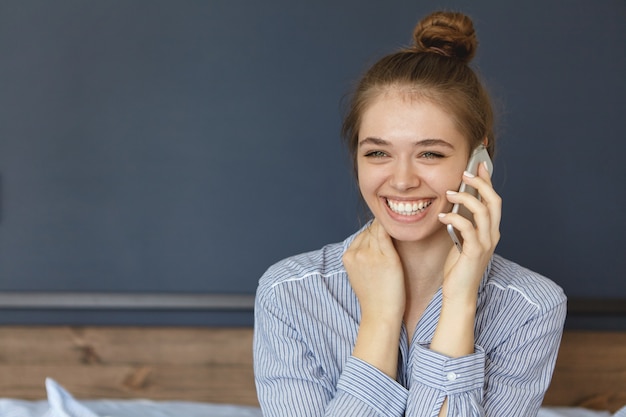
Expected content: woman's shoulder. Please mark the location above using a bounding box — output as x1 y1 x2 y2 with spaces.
484 254 567 312
258 240 347 290
258 226 367 290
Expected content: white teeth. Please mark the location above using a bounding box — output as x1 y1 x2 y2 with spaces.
387 199 432 216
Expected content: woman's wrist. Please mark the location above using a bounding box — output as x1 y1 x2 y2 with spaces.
353 315 402 379
430 296 478 358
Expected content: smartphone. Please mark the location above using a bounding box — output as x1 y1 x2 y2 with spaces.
447 144 494 252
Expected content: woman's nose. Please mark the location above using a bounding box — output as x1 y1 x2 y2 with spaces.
389 160 420 191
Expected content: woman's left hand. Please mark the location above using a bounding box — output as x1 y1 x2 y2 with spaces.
437 161 502 301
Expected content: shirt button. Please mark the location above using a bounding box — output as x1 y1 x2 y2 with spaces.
446 372 458 381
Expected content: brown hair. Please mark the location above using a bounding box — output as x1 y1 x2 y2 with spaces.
342 11 495 174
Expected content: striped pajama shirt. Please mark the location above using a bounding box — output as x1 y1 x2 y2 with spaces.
254 226 567 416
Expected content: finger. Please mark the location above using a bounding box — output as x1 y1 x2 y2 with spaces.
372 218 393 244
477 161 493 183
349 226 366 250
439 207 482 255
344 223 371 263
348 220 384 257
440 190 492 254
471 163 499 203
461 167 502 240
455 188 492 247
368 219 394 256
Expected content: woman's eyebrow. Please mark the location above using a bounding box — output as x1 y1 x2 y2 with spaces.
414 138 455 148
359 137 389 147
359 137 454 148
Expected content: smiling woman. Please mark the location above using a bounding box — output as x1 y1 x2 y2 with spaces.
356 96 470 245
253 10 566 417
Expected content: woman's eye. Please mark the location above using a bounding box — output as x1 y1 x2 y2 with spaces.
420 152 443 160
364 150 387 158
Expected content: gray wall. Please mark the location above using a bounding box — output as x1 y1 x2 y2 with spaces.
0 1 624 326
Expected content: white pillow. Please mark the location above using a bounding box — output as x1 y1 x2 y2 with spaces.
44 378 100 417
43 378 264 417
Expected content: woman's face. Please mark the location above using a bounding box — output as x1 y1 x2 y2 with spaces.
357 91 471 244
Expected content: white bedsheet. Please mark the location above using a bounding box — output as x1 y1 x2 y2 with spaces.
0 378 263 417
0 378 624 417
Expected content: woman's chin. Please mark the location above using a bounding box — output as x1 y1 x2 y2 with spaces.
379 219 448 245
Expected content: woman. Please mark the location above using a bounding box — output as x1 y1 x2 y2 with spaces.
254 10 566 417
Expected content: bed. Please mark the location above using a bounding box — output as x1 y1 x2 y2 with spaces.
0 326 624 416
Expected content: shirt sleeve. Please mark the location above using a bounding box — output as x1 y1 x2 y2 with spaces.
479 301 567 416
332 356 408 415
405 299 567 417
254 283 408 417
407 344 486 416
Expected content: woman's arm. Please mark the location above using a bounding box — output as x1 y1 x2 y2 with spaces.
434 163 501 353
431 163 502 416
343 220 406 379
404 298 566 417
419 163 565 416
254 273 409 417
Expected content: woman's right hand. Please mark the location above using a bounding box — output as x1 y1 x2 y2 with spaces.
342 219 406 322
342 219 405 378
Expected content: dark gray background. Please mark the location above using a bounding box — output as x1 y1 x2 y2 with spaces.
0 1 624 326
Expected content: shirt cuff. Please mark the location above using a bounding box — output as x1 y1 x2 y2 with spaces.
336 355 408 416
411 343 486 395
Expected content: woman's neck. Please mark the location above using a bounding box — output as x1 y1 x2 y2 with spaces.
394 228 454 303
394 228 455 336
394 229 452 280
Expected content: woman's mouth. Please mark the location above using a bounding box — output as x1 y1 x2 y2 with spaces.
386 198 433 216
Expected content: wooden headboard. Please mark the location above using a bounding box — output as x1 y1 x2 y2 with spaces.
543 331 626 413
0 326 625 412
0 326 258 406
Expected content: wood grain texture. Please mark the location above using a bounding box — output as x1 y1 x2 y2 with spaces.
0 326 258 405
1 327 625 412
543 331 626 413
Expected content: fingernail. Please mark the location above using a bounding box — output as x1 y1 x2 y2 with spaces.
438 213 446 218
463 170 475 178
446 190 457 195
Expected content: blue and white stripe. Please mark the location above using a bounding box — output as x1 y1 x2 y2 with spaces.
254 227 567 416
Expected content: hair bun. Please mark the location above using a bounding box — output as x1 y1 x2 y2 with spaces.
412 11 477 63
